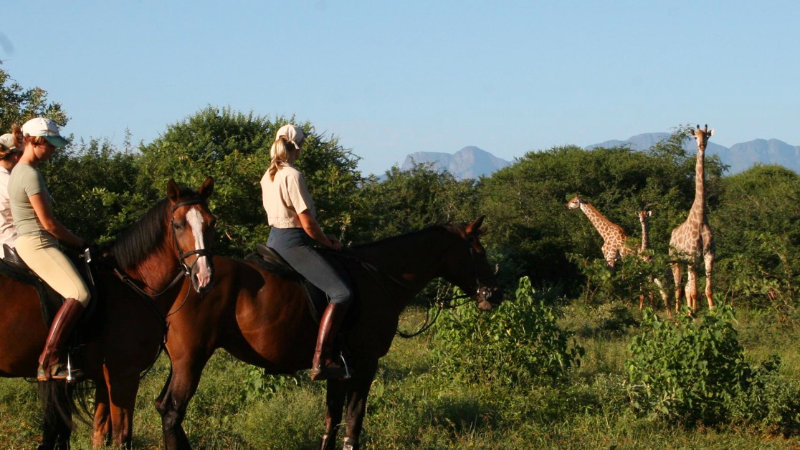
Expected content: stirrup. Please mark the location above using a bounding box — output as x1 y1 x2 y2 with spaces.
311 352 352 381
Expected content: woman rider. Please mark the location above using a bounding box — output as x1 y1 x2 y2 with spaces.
8 117 90 381
260 124 353 381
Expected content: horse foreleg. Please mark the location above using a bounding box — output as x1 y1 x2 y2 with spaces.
92 378 112 449
320 379 347 450
107 373 140 448
343 359 379 450
155 355 206 450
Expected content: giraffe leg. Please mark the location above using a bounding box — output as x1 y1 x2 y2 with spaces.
704 252 714 309
686 267 698 314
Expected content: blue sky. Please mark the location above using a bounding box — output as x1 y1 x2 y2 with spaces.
2 1 798 175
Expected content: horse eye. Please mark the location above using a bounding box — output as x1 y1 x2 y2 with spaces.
174 221 185 230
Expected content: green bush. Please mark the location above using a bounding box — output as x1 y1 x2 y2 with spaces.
433 276 584 386
729 355 800 436
625 305 749 425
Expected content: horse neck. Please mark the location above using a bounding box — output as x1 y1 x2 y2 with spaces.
355 228 452 301
128 239 182 295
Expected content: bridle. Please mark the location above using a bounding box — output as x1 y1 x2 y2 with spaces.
384 234 500 338
114 198 213 302
170 199 214 280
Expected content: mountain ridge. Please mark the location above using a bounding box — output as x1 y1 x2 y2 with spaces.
398 134 800 180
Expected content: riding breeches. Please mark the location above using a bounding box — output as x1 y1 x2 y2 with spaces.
267 227 353 305
15 233 90 305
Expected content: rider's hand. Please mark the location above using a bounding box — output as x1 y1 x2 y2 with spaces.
328 235 343 250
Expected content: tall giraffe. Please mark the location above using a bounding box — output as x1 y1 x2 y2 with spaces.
669 124 715 314
566 195 635 267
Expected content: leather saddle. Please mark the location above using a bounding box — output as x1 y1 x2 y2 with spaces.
247 244 357 325
0 243 98 327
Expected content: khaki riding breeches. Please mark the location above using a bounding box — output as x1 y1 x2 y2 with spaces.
15 233 90 305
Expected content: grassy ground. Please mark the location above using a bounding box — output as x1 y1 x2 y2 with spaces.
2 304 800 449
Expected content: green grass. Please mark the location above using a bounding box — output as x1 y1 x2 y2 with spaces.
2 304 800 449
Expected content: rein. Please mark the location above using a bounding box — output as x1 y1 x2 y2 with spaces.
340 235 491 339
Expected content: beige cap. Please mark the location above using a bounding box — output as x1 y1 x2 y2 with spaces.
275 124 305 149
0 133 18 152
21 117 69 147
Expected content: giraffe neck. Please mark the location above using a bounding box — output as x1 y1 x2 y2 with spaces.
640 219 649 252
689 146 706 225
579 202 616 241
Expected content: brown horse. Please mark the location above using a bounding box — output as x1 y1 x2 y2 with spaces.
155 216 503 449
0 177 215 449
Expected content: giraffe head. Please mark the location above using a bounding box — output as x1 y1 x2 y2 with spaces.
566 195 585 210
637 210 652 225
690 124 714 150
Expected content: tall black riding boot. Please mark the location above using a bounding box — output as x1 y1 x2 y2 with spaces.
37 298 84 382
310 303 350 381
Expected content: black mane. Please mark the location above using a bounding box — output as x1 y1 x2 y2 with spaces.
351 224 463 250
111 187 201 270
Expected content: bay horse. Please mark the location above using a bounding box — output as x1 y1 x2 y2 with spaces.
155 216 503 449
0 177 215 449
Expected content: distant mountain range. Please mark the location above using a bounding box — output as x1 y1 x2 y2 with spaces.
399 134 800 180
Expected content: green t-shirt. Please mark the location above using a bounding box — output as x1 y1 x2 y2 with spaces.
8 163 50 237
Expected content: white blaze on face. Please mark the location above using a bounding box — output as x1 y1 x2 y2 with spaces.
186 208 212 288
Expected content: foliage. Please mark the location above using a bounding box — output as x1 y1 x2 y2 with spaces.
714 165 800 310
625 306 750 425
41 138 145 244
0 63 68 131
433 276 584 386
350 162 479 243
728 355 800 436
571 250 670 311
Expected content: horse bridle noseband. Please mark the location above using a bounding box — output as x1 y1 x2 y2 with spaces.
170 199 214 277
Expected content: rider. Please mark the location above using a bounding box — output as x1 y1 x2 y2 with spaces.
0 128 22 259
8 117 90 381
261 124 353 381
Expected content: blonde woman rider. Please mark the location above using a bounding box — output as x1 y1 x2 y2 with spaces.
261 124 353 381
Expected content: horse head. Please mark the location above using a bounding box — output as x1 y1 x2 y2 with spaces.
166 177 216 295
443 216 503 310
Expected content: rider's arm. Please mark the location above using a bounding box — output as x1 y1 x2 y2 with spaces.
28 193 86 248
298 210 342 250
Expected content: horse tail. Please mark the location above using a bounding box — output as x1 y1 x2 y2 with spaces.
38 379 94 438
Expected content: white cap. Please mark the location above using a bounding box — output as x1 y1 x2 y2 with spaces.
0 133 18 152
275 124 305 149
21 117 69 147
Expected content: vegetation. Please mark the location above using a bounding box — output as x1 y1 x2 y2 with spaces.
3 65 800 448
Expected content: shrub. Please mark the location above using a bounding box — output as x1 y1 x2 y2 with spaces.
625 305 749 426
432 276 584 387
729 355 800 436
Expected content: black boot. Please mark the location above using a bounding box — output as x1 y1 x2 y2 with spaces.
310 303 350 381
37 298 84 382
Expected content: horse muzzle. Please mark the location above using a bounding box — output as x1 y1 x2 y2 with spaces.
190 255 215 295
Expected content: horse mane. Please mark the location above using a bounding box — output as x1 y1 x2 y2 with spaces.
111 187 200 270
352 223 465 250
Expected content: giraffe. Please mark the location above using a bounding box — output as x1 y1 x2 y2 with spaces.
637 209 670 313
566 195 635 267
669 124 715 314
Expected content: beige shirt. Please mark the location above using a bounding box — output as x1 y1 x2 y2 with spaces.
0 166 17 257
260 165 316 228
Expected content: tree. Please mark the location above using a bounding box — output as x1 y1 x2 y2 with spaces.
0 62 68 131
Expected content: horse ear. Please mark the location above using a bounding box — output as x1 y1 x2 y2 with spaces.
466 216 485 235
199 176 214 200
167 179 180 203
